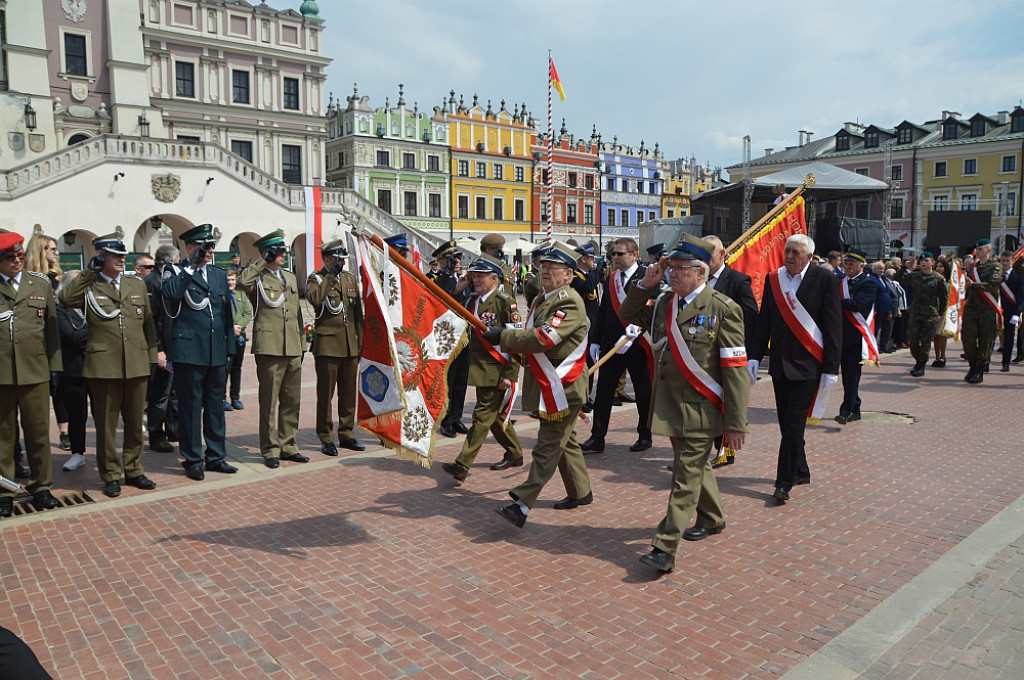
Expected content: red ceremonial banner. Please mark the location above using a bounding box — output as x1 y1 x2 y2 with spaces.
726 196 808 307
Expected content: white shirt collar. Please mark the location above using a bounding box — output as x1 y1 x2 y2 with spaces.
619 262 639 281
710 264 726 281
681 282 706 306
101 272 121 285
478 287 495 304
786 261 811 281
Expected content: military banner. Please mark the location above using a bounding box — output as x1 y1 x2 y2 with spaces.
355 235 405 425
726 195 808 307
941 258 965 341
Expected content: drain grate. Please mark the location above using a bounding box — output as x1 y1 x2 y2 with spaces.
859 411 915 425
11 491 96 517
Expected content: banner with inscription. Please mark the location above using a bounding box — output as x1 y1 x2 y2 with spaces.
726 196 808 307
355 235 469 467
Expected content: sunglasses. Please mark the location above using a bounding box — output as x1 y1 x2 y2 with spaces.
611 251 632 256
137 264 155 270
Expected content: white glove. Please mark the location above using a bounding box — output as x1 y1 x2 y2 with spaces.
1011 315 1020 326
747 359 759 386
624 324 642 339
589 343 600 363
823 373 839 387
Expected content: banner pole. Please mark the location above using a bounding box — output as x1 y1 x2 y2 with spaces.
726 184 807 256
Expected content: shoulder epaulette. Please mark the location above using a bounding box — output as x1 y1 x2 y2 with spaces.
26 271 48 280
558 289 569 299
496 291 511 301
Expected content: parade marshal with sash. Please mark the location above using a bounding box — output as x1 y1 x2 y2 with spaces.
619 234 750 574
483 242 592 529
750 234 841 503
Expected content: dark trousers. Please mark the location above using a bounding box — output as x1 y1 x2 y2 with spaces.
1001 322 1017 367
771 374 818 490
50 378 68 425
226 345 245 401
0 626 53 680
172 363 228 467
876 314 894 352
590 348 651 442
839 342 863 416
443 348 470 429
146 365 178 442
59 375 90 455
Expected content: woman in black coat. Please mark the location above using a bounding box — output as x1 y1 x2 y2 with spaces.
56 271 91 472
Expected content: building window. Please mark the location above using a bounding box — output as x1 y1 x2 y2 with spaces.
337 151 344 168
897 127 912 144
64 33 87 76
458 195 469 219
376 150 390 167
567 204 577 223
1013 114 1024 134
864 131 879 148
1005 192 1018 217
568 173 577 188
942 121 959 140
377 189 392 213
855 200 869 219
891 197 904 219
584 205 594 224
620 209 629 226
403 153 415 169
283 77 300 110
891 165 903 182
175 62 195 97
231 140 253 162
514 166 525 182
606 177 616 191
493 164 503 180
476 162 486 178
476 196 486 219
427 155 440 172
541 200 548 221
232 70 250 104
960 194 977 211
836 132 850 151
281 144 301 184
667 209 675 218
971 119 986 137
855 168 869 176
933 196 949 211
542 169 550 184
493 197 503 221
514 198 525 221
621 179 629 192
429 193 442 217
648 210 656 222
1002 155 1016 173
606 208 615 226
638 181 646 194
404 191 417 216
585 174 593 189
934 161 947 178
0 9 8 90
457 160 469 176
963 158 977 175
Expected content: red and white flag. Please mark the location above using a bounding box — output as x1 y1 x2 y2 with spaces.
304 186 323 273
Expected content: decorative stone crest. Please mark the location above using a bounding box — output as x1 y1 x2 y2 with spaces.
61 0 87 22
71 82 89 102
151 173 181 203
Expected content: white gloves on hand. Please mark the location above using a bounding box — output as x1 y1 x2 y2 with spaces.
1011 315 1020 326
823 373 839 387
616 325 641 354
589 343 600 363
747 359 759 386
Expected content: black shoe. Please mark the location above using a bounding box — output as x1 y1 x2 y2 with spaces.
1013 355 1024 364
932 358 946 367
125 474 157 490
490 456 524 471
32 490 59 510
553 491 593 510
794 475 811 486
440 461 469 481
452 422 470 435
983 362 990 373
611 397 623 406
264 457 280 469
280 453 310 463
231 399 245 410
321 442 339 456
184 464 205 481
773 487 790 502
528 411 539 419
494 503 527 528
846 413 861 422
910 363 925 377
621 394 636 403
1001 364 1010 372
438 426 457 439
339 439 365 452
0 497 12 517
580 438 605 453
968 366 984 384
639 548 675 573
683 522 726 542
629 438 653 452
103 480 122 498
223 400 234 411
834 413 849 425
149 440 175 453
581 401 594 414
59 432 71 451
205 461 238 474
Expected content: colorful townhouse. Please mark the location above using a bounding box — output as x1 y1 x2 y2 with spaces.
599 137 667 239
529 121 601 243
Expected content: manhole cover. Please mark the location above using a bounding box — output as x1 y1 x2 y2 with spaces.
859 411 915 424
11 491 96 517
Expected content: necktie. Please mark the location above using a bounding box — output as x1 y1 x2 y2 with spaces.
709 274 717 288
10 276 18 293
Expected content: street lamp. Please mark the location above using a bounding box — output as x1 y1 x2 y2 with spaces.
138 111 150 137
24 99 37 131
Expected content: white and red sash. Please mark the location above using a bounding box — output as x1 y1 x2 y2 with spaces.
666 296 725 411
1000 280 1017 309
970 266 1003 324
806 373 833 426
472 295 518 425
524 294 587 419
769 269 825 363
840 277 880 365
609 270 655 374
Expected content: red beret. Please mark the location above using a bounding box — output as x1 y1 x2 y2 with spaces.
0 232 25 255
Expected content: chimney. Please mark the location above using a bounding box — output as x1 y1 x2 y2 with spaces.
798 130 808 146
805 131 814 144
942 110 962 121
764 148 774 156
997 110 1010 125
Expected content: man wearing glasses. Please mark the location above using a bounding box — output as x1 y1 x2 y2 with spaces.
133 255 156 278
581 238 654 454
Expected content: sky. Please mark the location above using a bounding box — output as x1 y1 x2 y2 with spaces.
313 0 1024 179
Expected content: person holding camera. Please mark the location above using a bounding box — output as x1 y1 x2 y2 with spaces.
224 268 251 410
161 224 237 481
236 230 307 468
306 239 364 456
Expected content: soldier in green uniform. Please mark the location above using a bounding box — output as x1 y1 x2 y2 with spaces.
60 233 158 498
619 234 750 573
484 241 593 528
440 254 524 481
906 251 949 377
306 239 364 456
0 233 62 517
962 239 1004 384
236 230 308 467
479 233 516 296
522 248 544 307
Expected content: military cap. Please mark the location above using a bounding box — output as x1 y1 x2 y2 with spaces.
181 223 216 245
384 233 409 249
574 243 596 257
565 238 579 247
530 246 545 261
843 247 867 263
480 233 506 250
93 232 128 256
319 239 348 257
646 242 666 257
919 251 934 259
0 232 25 259
975 238 991 247
431 240 460 260
538 241 580 269
467 253 504 276
667 233 713 263
253 229 286 251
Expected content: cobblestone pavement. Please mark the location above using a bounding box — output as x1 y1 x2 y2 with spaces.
2 346 1022 679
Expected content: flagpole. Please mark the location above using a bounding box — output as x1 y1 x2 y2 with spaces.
547 50 554 243
725 183 807 256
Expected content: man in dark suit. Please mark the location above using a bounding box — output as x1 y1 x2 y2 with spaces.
836 248 877 424
161 224 237 480
572 243 601 412
581 237 653 454
750 234 842 503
